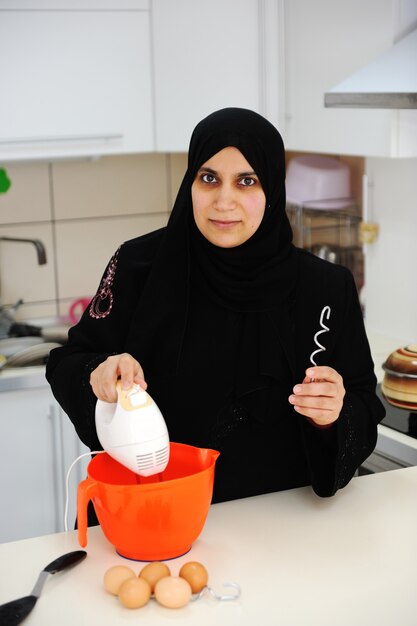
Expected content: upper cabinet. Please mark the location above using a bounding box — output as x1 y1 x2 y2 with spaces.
1 0 416 160
0 1 153 161
151 0 284 152
0 0 278 159
283 0 417 157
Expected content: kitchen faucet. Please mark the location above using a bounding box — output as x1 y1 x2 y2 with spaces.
0 236 47 265
0 237 47 338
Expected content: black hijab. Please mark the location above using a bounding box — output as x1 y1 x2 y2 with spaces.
187 108 296 311
126 108 297 378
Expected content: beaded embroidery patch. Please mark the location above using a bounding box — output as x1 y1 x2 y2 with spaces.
89 246 120 319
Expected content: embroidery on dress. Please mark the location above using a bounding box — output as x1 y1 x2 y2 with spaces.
89 246 121 319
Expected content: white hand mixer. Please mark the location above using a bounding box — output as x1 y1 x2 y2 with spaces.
95 381 170 476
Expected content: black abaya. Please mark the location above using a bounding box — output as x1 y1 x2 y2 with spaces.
46 108 385 504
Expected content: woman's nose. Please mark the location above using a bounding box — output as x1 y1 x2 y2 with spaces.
214 183 236 210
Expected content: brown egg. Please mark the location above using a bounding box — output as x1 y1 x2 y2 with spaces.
139 561 171 592
179 561 208 593
154 576 192 608
118 577 151 609
103 565 136 596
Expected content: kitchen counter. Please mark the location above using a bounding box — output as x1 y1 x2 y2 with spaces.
0 365 47 392
1 466 417 626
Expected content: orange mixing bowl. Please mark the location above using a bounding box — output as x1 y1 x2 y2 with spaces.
77 442 219 561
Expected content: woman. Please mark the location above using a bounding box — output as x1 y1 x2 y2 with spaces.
46 107 385 505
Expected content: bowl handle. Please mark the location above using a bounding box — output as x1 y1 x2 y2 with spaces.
77 477 98 547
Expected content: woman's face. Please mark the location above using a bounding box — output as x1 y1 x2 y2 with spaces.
191 147 266 248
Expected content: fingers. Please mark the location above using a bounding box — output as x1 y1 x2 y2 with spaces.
305 366 341 383
288 366 345 426
90 353 147 402
118 354 147 391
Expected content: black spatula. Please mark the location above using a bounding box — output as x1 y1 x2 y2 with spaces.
0 550 87 626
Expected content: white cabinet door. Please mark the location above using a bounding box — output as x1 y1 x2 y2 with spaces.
0 386 88 542
0 8 153 161
152 0 269 152
283 0 417 157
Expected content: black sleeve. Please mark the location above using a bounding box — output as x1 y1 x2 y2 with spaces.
45 243 150 450
301 268 385 497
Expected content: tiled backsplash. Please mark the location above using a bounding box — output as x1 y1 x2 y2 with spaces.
0 153 187 322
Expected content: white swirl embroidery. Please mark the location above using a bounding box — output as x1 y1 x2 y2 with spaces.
310 305 331 366
89 246 121 319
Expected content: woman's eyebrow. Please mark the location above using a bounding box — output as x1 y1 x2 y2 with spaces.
198 166 257 177
237 170 257 177
198 166 218 175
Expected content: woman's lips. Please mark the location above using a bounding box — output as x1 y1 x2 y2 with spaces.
209 219 241 229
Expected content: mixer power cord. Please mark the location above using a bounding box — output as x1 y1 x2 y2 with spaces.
64 450 105 532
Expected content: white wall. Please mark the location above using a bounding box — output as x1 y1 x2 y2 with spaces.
364 156 417 343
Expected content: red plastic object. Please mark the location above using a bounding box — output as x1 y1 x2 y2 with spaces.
77 442 220 561
69 298 91 324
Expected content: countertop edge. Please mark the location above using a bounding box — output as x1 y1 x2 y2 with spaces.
0 366 47 392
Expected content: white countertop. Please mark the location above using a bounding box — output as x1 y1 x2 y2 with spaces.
1 466 417 626
0 365 47 392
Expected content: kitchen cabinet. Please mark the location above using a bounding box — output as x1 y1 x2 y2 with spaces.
0 1 153 161
283 0 417 157
151 0 285 152
0 0 284 158
4 0 416 161
0 383 89 542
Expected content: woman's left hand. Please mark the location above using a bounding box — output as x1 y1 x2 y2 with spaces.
288 366 345 427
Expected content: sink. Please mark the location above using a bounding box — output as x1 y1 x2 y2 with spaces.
0 329 67 368
0 337 45 357
0 314 70 369
1 341 63 367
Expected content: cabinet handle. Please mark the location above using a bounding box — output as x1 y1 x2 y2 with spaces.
0 133 123 145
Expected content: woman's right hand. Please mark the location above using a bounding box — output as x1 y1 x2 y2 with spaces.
89 353 147 402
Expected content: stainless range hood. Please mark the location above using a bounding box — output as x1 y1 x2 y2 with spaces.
324 28 417 109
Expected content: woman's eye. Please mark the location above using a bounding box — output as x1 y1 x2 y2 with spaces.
202 173 217 184
240 177 256 187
